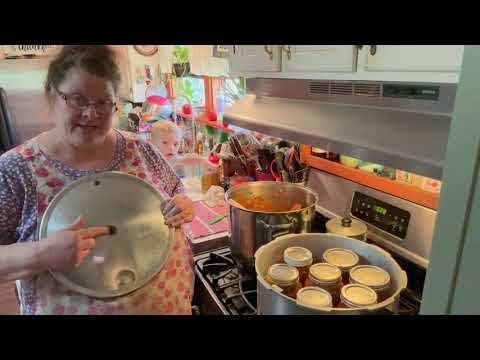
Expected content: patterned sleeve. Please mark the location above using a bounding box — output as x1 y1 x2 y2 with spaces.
137 139 185 198
0 151 25 245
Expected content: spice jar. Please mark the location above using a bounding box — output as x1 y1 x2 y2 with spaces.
322 248 359 284
283 247 313 285
297 287 333 309
349 265 392 303
266 263 300 299
338 284 378 309
305 263 343 306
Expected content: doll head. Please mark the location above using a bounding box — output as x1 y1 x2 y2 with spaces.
151 120 183 162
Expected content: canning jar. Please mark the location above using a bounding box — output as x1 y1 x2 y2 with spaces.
349 265 392 303
283 246 313 285
266 263 300 299
305 263 343 306
297 287 333 309
338 284 378 309
322 248 359 284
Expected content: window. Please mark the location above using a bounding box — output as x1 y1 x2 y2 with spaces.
175 76 205 108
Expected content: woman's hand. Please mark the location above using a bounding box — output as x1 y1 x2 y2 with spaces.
37 215 109 270
161 194 195 228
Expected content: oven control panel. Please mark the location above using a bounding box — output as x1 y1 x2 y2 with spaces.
351 191 411 239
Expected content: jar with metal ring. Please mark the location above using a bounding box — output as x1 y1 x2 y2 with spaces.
297 286 333 309
265 263 300 299
338 284 378 308
322 247 360 284
305 263 343 306
283 246 313 285
349 265 392 302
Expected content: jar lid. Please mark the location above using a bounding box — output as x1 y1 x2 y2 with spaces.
297 287 333 309
283 247 313 267
340 284 378 308
349 265 391 289
326 217 367 238
322 248 359 270
309 263 342 284
267 264 299 287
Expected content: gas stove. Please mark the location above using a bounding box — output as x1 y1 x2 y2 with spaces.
193 211 422 315
193 247 257 315
192 168 430 315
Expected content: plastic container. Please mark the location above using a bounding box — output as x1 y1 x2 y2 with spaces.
266 263 300 299
283 247 313 284
305 263 343 306
349 265 392 303
296 287 333 309
322 248 359 284
338 284 378 308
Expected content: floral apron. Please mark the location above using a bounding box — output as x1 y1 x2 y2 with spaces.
19 134 195 315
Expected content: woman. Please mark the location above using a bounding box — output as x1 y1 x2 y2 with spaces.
0 45 195 315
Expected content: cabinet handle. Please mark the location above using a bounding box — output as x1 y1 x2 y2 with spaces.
264 45 274 60
355 45 364 50
370 45 377 56
282 45 292 60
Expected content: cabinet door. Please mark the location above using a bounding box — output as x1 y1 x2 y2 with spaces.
365 45 464 73
228 45 281 73
281 45 357 73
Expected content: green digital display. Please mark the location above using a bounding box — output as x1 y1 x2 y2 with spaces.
374 206 387 215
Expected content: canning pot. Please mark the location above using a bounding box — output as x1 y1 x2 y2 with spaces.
38 171 174 298
225 181 318 272
254 233 408 315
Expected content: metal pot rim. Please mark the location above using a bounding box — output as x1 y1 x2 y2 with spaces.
225 181 318 214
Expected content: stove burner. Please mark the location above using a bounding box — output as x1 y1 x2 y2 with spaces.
196 249 257 315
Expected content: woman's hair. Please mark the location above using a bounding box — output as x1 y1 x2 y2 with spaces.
44 45 121 102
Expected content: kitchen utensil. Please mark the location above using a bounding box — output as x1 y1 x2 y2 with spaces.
326 216 368 241
38 171 174 298
255 233 408 315
208 213 229 225
225 181 318 272
269 160 282 182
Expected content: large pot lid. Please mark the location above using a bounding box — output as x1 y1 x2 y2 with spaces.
38 171 173 299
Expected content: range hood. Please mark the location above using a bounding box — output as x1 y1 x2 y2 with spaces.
224 78 457 180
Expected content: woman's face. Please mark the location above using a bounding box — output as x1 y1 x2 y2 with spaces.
52 68 116 147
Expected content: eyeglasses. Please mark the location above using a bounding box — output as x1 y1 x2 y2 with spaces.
55 88 117 115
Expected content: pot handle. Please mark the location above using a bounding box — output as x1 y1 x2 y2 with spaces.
257 219 294 244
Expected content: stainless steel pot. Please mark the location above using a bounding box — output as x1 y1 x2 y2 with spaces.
254 233 408 315
225 181 318 272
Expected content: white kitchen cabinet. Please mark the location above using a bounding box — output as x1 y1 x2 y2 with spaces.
228 45 281 73
281 45 357 73
364 45 464 73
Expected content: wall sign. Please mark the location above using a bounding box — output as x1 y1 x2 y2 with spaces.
2 45 60 58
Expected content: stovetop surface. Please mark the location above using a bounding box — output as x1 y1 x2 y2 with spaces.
193 211 423 315
195 247 257 315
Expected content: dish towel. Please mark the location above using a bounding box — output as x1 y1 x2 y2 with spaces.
183 200 230 239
